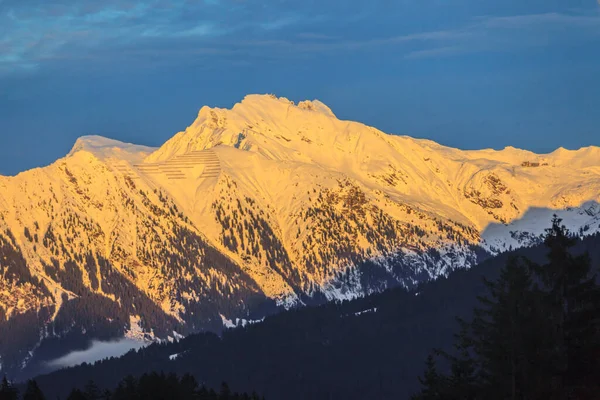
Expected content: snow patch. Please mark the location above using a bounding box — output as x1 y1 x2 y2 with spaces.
125 315 156 342
220 314 265 329
220 314 237 329
354 307 377 316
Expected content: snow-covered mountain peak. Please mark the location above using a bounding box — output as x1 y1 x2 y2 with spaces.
145 94 343 163
68 135 157 163
2 94 600 377
141 95 600 230
297 99 336 117
148 94 600 171
235 94 336 117
234 94 336 117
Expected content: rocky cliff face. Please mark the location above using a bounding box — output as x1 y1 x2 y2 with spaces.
1 94 599 377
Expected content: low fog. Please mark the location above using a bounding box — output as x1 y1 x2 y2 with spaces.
46 338 147 370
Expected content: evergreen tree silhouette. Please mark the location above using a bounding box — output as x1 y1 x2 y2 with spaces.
411 354 445 400
0 376 18 400
180 374 199 400
112 375 138 400
65 389 87 400
100 389 112 400
83 380 102 400
438 322 479 399
22 380 45 400
528 216 600 399
470 257 547 399
219 382 231 400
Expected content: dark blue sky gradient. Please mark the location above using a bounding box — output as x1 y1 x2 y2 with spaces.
1 0 599 175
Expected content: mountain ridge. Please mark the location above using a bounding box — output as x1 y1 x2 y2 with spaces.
1 93 599 377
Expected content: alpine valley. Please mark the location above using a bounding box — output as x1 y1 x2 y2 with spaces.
1 94 600 378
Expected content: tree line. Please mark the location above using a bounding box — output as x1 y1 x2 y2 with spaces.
1 373 264 400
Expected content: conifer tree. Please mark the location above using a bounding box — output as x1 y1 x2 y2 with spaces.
528 216 600 399
207 388 218 400
22 380 45 400
440 322 479 400
220 382 231 400
65 389 87 400
0 376 18 400
197 386 210 400
112 376 138 400
250 392 261 400
470 257 548 399
83 380 102 400
100 389 112 400
180 374 199 400
411 354 445 400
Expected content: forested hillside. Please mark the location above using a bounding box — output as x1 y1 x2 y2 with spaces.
29 229 600 400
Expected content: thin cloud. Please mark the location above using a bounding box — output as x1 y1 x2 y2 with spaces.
405 46 468 60
260 16 302 31
479 12 600 29
402 11 600 60
296 32 338 40
1 1 600 74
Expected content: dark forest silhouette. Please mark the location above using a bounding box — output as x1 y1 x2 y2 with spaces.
413 217 600 399
1 373 263 400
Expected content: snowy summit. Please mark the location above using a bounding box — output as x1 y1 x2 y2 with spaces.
0 94 599 376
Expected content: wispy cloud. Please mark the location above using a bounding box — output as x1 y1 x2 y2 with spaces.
478 12 600 29
405 46 468 60
220 11 600 59
296 32 338 40
401 12 600 59
1 1 600 74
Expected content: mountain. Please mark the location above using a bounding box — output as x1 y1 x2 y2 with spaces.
1 94 599 377
29 233 600 400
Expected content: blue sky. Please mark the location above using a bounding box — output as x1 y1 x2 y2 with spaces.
1 0 599 175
